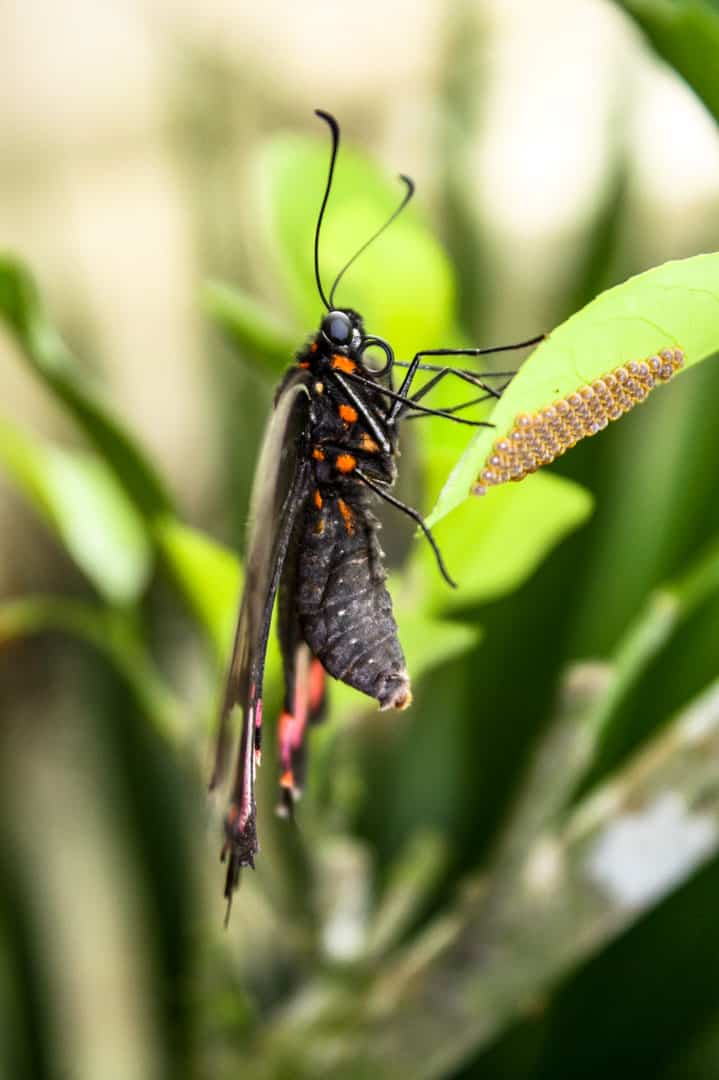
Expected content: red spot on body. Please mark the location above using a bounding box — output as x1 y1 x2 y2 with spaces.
314 489 323 509
309 658 325 713
278 693 308 773
313 447 325 461
278 710 295 769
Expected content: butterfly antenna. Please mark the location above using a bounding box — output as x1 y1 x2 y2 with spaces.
314 109 341 310
329 174 415 308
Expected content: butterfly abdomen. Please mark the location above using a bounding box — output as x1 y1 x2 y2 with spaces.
296 486 411 711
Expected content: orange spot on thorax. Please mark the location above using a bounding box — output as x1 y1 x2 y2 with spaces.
299 342 318 367
337 497 355 535
339 403 358 423
331 354 357 374
336 453 356 474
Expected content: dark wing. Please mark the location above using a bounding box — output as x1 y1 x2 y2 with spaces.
210 370 311 906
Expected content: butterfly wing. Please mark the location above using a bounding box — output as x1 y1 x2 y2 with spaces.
210 370 311 903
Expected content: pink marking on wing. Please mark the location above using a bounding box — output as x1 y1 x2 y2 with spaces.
278 704 310 778
293 677 308 731
309 658 325 713
278 711 296 771
247 704 258 786
255 699 263 728
238 800 250 829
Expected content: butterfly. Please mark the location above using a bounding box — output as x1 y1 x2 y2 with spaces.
210 110 542 916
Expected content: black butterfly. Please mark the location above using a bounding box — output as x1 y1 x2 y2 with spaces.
210 110 542 914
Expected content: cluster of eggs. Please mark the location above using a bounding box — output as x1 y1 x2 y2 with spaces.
472 347 685 497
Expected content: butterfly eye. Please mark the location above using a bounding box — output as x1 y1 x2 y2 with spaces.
321 310 353 345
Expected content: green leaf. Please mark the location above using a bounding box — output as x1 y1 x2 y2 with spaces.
428 253 719 526
153 517 242 660
418 471 594 611
575 534 719 769
396 611 481 679
254 130 456 356
0 597 183 739
0 417 152 604
202 280 297 376
0 258 241 645
0 256 173 519
617 0 719 124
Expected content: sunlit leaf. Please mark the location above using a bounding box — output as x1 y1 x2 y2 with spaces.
617 0 719 124
418 471 594 612
0 256 173 519
0 417 152 604
429 253 719 525
254 129 456 357
154 517 242 661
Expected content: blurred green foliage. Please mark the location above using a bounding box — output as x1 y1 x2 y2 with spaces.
3 4 719 1077
618 0 719 123
0 257 174 520
0 416 151 604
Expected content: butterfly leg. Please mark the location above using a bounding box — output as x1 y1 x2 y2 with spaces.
388 335 545 422
355 468 456 588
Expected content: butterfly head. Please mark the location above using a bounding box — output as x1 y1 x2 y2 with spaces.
319 308 364 354
306 308 393 379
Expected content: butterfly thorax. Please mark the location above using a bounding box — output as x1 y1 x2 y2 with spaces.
294 309 398 490
269 311 410 711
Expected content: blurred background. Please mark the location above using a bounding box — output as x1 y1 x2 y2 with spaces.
3 1 719 1077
